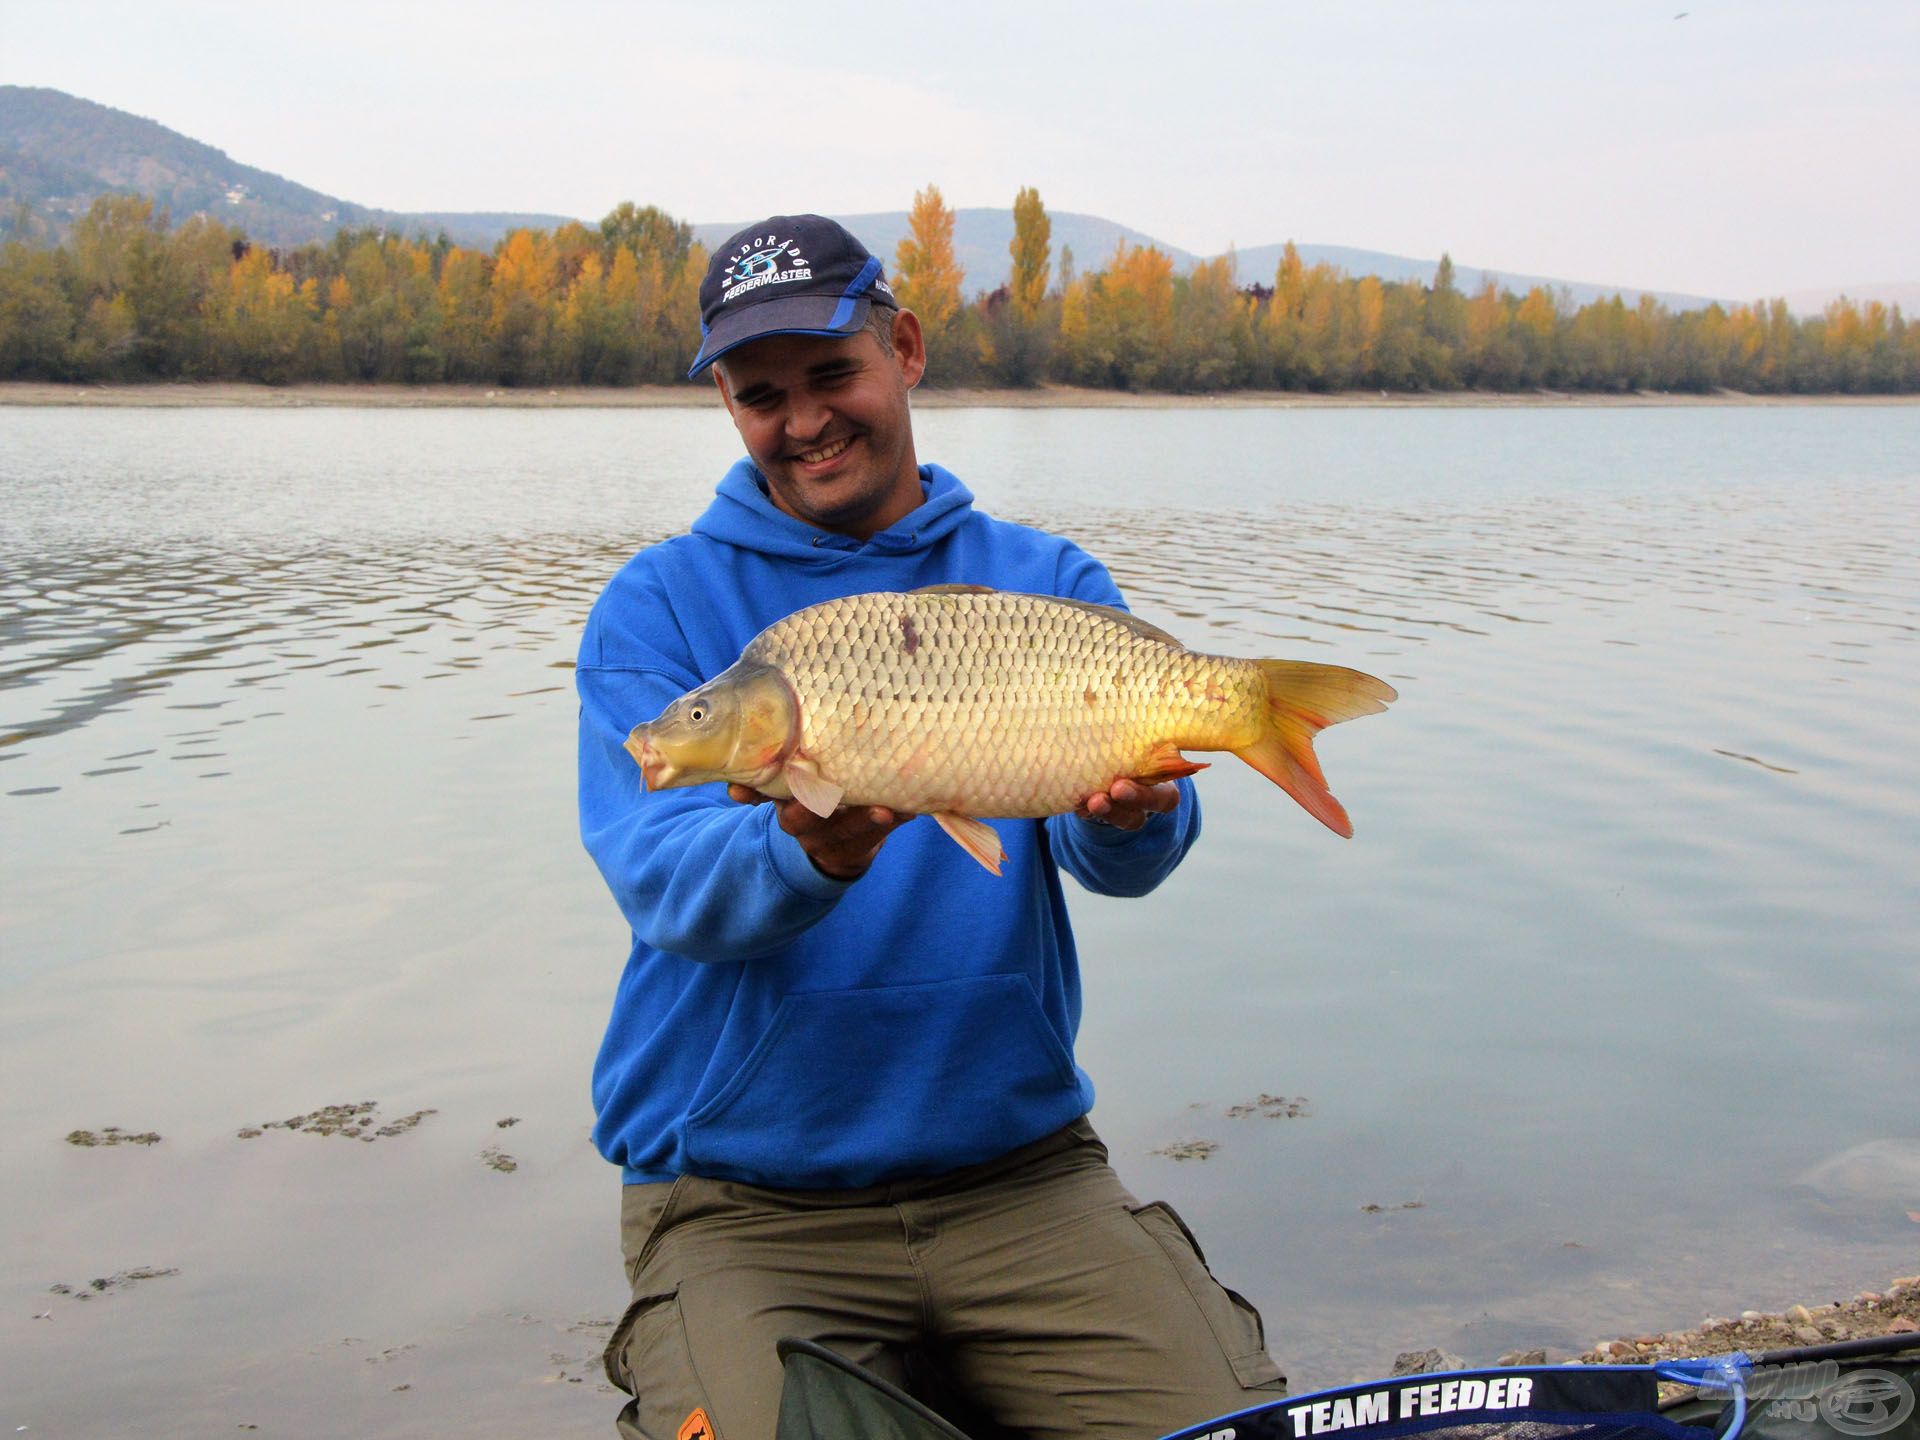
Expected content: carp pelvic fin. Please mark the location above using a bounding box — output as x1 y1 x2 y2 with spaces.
782 757 844 819
933 813 1006 876
1234 660 1396 838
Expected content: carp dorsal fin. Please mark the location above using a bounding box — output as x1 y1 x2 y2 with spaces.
909 583 997 596
782 756 844 819
1043 595 1187 649
933 812 1006 876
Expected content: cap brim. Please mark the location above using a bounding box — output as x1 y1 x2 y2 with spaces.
687 293 874 378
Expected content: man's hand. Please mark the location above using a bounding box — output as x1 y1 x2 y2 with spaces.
1075 778 1181 832
728 784 913 881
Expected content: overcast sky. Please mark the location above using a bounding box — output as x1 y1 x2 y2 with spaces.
6 0 1916 299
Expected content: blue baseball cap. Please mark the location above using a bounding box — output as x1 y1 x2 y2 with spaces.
688 213 897 378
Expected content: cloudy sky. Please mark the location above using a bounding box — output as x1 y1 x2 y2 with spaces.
6 0 1915 299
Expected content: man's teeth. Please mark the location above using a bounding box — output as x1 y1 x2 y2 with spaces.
797 437 852 464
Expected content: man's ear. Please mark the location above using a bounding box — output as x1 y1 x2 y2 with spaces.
890 309 927 388
711 363 736 415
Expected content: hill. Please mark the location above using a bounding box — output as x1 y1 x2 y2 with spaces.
1229 242 1726 315
6 84 1912 317
0 86 572 250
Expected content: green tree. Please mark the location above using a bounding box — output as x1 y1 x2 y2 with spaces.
1423 253 1465 386
600 203 692 269
0 240 74 378
1168 254 1248 391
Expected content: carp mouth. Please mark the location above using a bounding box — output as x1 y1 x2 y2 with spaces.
624 730 676 791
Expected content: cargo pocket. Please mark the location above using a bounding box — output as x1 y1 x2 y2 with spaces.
620 1178 689 1287
1130 1201 1286 1391
603 1286 692 1398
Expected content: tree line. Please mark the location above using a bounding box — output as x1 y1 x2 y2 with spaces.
2 188 1914 394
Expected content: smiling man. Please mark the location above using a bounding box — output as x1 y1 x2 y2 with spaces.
576 214 1284 1440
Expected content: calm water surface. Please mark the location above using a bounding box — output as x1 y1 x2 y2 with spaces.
3 403 1917 1437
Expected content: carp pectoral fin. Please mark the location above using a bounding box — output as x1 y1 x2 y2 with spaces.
782 758 844 819
933 813 1005 876
1132 742 1210 785
1235 660 1397 839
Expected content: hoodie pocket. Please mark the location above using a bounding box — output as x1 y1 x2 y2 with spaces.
683 974 1083 1187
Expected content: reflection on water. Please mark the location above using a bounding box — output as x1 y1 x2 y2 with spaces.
2 405 1918 1433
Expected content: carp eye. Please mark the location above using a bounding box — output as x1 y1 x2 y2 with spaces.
689 705 707 722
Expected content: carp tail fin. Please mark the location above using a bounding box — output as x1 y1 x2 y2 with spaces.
1233 660 1396 838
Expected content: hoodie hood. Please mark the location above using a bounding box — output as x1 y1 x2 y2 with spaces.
689 459 977 560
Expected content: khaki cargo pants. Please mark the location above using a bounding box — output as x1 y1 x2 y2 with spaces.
605 1119 1284 1440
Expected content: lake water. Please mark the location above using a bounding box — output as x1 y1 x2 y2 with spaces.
3 402 1917 1437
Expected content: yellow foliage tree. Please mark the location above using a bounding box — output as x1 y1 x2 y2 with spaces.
219 245 313 382
1009 186 1050 323
1080 240 1175 389
894 184 963 338
437 247 491 381
490 228 558 383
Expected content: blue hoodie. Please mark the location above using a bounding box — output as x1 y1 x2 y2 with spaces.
576 460 1200 1188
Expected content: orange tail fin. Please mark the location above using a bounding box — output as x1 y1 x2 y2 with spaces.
1233 660 1396 838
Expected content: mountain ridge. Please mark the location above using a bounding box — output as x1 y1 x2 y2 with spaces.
4 84 1909 317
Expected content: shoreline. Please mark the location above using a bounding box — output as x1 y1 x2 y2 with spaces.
1570 1273 1920 1368
3 380 1918 410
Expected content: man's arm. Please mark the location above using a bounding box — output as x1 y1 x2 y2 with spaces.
1043 546 1203 897
578 661 861 961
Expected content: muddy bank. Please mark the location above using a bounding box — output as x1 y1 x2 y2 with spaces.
4 380 1917 410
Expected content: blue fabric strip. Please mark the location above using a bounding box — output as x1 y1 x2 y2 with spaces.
826 257 882 330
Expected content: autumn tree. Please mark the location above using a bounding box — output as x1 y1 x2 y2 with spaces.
489 228 558 383
1259 242 1308 386
216 244 314 382
1168 254 1249 390
14 187 1916 396
1512 286 1560 387
436 246 492 381
1075 240 1175 389
65 196 178 374
1009 187 1050 323
985 186 1054 386
894 184 964 379
1423 253 1465 386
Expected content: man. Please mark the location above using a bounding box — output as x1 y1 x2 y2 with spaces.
577 214 1283 1440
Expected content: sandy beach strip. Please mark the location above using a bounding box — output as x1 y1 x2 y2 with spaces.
3 381 1916 410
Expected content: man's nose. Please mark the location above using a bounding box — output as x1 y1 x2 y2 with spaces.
784 390 830 441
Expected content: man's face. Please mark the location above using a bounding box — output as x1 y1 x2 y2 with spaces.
714 309 927 541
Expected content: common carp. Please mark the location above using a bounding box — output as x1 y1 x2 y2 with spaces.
625 586 1395 874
